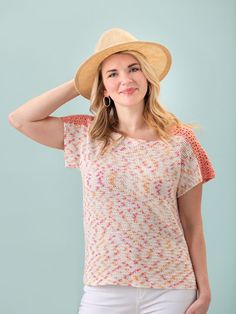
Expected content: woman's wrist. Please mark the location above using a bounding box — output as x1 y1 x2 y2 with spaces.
72 79 80 96
198 289 211 301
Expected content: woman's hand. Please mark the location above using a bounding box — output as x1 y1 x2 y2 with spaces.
185 294 211 314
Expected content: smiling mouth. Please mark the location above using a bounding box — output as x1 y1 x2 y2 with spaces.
121 88 137 95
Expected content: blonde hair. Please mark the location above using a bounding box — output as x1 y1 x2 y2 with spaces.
87 50 200 155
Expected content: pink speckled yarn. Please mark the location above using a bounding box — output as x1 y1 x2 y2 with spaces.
61 114 215 289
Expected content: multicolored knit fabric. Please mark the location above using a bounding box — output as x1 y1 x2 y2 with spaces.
61 114 215 289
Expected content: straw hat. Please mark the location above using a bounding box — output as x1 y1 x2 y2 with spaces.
74 28 172 99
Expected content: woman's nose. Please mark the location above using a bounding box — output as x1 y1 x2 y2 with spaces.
120 71 133 84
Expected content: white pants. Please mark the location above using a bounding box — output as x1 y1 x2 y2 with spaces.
78 284 197 314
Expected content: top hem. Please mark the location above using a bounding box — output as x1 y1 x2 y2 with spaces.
83 280 198 290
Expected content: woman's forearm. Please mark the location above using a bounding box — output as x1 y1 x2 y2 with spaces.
184 225 211 299
8 79 80 127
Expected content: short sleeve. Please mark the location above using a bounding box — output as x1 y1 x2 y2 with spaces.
60 114 93 168
176 127 216 198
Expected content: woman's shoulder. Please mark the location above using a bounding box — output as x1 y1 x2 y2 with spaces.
169 124 204 152
171 124 196 141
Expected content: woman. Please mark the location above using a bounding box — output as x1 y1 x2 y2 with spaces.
8 28 215 314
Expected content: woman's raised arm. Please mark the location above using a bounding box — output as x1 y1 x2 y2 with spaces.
8 79 80 150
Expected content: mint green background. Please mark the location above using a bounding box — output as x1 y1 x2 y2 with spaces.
1 0 235 313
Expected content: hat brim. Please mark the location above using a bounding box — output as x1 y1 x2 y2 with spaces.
74 41 172 99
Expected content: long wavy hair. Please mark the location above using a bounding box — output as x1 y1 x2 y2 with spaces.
86 50 200 155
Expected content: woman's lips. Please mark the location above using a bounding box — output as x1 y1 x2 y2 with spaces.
121 88 137 95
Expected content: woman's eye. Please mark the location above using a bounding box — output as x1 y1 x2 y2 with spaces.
108 72 117 78
131 67 140 72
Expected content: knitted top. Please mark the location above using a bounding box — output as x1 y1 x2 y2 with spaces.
61 114 216 289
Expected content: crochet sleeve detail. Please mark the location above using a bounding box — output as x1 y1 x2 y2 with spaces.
60 114 93 168
61 114 93 126
176 126 216 198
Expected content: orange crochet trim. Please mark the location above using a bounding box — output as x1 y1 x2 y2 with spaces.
61 114 93 126
175 126 216 183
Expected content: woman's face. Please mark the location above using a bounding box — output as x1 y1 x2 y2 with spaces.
101 53 148 108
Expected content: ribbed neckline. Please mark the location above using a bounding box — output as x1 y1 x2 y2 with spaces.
124 135 162 144
110 126 180 145
111 132 163 144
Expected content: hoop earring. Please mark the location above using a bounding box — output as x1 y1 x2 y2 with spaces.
103 96 111 107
